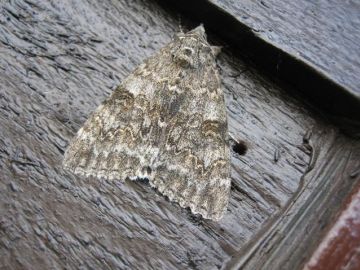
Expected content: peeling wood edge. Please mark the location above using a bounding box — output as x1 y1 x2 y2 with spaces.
303 181 360 270
154 0 360 121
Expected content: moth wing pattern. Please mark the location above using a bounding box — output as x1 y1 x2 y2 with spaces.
63 74 160 181
63 25 231 221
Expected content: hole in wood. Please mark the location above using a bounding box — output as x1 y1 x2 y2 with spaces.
233 141 247 155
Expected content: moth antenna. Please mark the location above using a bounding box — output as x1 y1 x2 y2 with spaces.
228 133 239 144
177 14 184 33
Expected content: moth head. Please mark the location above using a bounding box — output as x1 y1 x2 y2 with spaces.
172 25 220 69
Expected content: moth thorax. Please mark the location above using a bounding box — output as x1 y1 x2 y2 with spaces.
173 46 195 68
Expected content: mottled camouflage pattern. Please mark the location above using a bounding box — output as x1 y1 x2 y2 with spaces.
63 25 230 221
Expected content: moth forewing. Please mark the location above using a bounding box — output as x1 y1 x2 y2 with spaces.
63 25 231 221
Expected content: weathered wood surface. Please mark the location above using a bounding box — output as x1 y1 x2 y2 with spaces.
157 0 360 120
0 0 359 269
210 0 360 97
304 182 360 270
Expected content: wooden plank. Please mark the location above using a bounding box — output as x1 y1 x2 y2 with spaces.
155 0 360 120
304 182 360 270
225 134 360 269
0 0 359 269
210 0 360 97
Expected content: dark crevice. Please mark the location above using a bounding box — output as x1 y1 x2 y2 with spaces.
232 141 247 155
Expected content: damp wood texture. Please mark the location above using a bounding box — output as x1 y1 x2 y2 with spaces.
0 0 359 270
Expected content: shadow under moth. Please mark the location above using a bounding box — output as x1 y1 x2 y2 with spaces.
63 25 231 221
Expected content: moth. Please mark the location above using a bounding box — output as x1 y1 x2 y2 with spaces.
63 25 231 221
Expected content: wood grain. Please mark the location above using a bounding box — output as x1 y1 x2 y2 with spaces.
304 183 360 270
210 0 360 97
0 0 359 269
